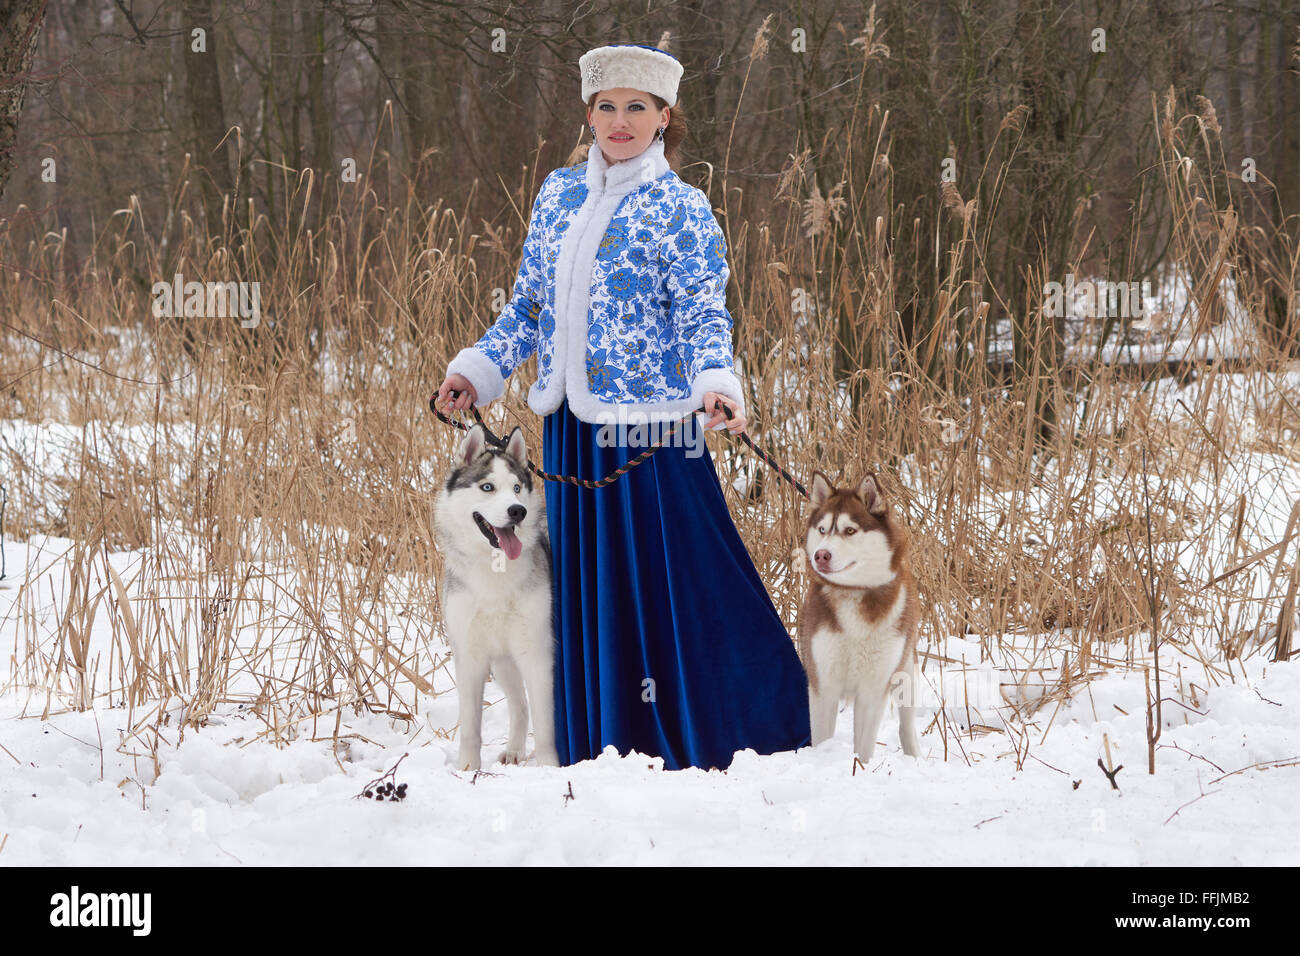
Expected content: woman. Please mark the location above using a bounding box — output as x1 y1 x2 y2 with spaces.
435 43 810 771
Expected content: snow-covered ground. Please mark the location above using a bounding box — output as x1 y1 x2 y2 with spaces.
3 289 1299 864
0 641 1295 865
1 518 1297 864
988 264 1262 365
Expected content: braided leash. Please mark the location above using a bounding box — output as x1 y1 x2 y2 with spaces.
732 421 809 500
429 389 808 499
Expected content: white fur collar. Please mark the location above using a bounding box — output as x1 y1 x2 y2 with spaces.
584 137 669 195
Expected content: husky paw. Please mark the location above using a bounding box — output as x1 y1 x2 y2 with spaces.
534 747 560 767
458 752 481 772
497 748 525 765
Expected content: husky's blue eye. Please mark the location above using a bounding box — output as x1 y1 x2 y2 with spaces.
514 484 521 493
480 482 494 492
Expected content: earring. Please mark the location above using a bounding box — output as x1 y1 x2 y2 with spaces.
656 126 666 142
590 124 597 137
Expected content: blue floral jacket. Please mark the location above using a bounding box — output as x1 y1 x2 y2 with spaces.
447 137 745 424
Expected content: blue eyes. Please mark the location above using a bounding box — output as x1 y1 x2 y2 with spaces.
480 482 494 492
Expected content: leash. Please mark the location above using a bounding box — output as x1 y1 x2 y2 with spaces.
428 389 809 499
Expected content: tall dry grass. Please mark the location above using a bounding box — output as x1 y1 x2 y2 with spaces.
1 48 1297 772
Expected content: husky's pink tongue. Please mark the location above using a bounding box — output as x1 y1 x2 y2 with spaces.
495 525 523 560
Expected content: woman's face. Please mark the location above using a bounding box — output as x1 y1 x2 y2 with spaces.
587 88 670 163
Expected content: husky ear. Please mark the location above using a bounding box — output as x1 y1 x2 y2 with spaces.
458 424 486 465
809 471 833 508
858 474 887 516
504 426 527 467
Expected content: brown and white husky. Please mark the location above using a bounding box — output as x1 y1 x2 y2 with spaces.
797 472 922 761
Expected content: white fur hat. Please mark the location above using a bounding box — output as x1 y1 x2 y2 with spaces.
579 44 683 107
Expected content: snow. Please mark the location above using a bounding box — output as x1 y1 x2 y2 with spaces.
0 651 1296 865
988 263 1263 365
1 524 1297 864
3 291 1300 864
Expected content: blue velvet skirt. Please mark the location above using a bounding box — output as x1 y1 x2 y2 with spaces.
542 397 811 771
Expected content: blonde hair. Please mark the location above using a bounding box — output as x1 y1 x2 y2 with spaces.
565 93 687 168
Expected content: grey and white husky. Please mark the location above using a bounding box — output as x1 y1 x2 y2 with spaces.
797 472 923 762
433 423 559 771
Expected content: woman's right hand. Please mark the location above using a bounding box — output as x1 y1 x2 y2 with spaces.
435 373 477 412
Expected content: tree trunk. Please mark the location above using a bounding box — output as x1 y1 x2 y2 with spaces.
1273 13 1299 247
0 0 46 203
399 30 438 195
182 0 234 235
308 4 332 214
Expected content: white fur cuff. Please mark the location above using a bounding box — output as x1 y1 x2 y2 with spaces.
691 367 746 428
446 347 506 406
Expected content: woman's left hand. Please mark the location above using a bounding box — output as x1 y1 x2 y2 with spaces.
701 392 747 435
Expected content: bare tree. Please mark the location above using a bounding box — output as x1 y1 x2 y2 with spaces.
0 0 46 202
183 0 235 233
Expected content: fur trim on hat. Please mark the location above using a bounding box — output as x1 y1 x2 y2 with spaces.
580 44 683 107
